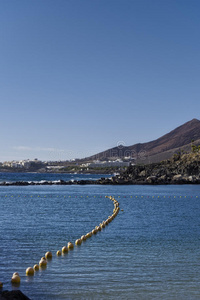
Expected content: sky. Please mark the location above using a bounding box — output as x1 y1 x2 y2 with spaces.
0 0 200 162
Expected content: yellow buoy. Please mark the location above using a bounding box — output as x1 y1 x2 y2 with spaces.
92 229 97 234
41 256 46 261
26 267 34 276
11 274 21 284
81 235 86 241
40 257 47 264
33 264 39 271
86 232 92 238
39 257 47 268
62 246 68 253
39 261 47 268
45 251 52 260
0 282 3 289
68 242 74 250
75 239 82 245
56 250 61 256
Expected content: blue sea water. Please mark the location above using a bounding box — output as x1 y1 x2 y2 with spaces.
0 172 109 183
0 173 200 299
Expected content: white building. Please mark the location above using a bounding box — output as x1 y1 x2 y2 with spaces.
2 159 42 169
84 159 130 168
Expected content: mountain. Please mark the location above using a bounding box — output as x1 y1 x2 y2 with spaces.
84 118 200 164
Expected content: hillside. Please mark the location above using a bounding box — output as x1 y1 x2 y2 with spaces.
84 119 200 163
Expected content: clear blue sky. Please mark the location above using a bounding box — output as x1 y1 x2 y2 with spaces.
0 0 200 162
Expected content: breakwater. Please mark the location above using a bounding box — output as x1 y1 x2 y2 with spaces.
0 179 108 186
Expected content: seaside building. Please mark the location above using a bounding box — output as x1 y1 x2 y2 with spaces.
2 159 43 169
81 159 130 168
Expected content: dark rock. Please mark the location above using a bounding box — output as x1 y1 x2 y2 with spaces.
117 152 200 185
0 290 30 300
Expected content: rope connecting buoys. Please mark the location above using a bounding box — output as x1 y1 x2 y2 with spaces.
10 195 120 286
73 195 120 246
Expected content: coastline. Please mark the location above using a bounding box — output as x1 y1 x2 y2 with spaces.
1 152 200 186
0 177 200 186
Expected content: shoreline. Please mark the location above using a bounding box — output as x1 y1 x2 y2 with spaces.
0 178 200 186
1 152 200 186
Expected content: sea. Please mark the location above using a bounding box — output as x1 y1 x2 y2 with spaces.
0 172 200 300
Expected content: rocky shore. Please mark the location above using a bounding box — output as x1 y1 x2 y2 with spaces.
0 290 30 300
0 178 111 186
0 153 200 186
113 152 200 185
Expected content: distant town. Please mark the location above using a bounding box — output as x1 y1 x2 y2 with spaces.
0 158 133 174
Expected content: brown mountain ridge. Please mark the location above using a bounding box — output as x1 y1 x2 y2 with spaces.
84 119 200 164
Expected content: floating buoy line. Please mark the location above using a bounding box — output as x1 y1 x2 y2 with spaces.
2 194 199 199
5 195 120 286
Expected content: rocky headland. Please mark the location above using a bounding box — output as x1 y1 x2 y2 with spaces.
112 152 200 185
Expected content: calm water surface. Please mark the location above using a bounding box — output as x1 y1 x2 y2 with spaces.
0 173 200 299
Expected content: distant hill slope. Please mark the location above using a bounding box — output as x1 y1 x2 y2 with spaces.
84 119 200 163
